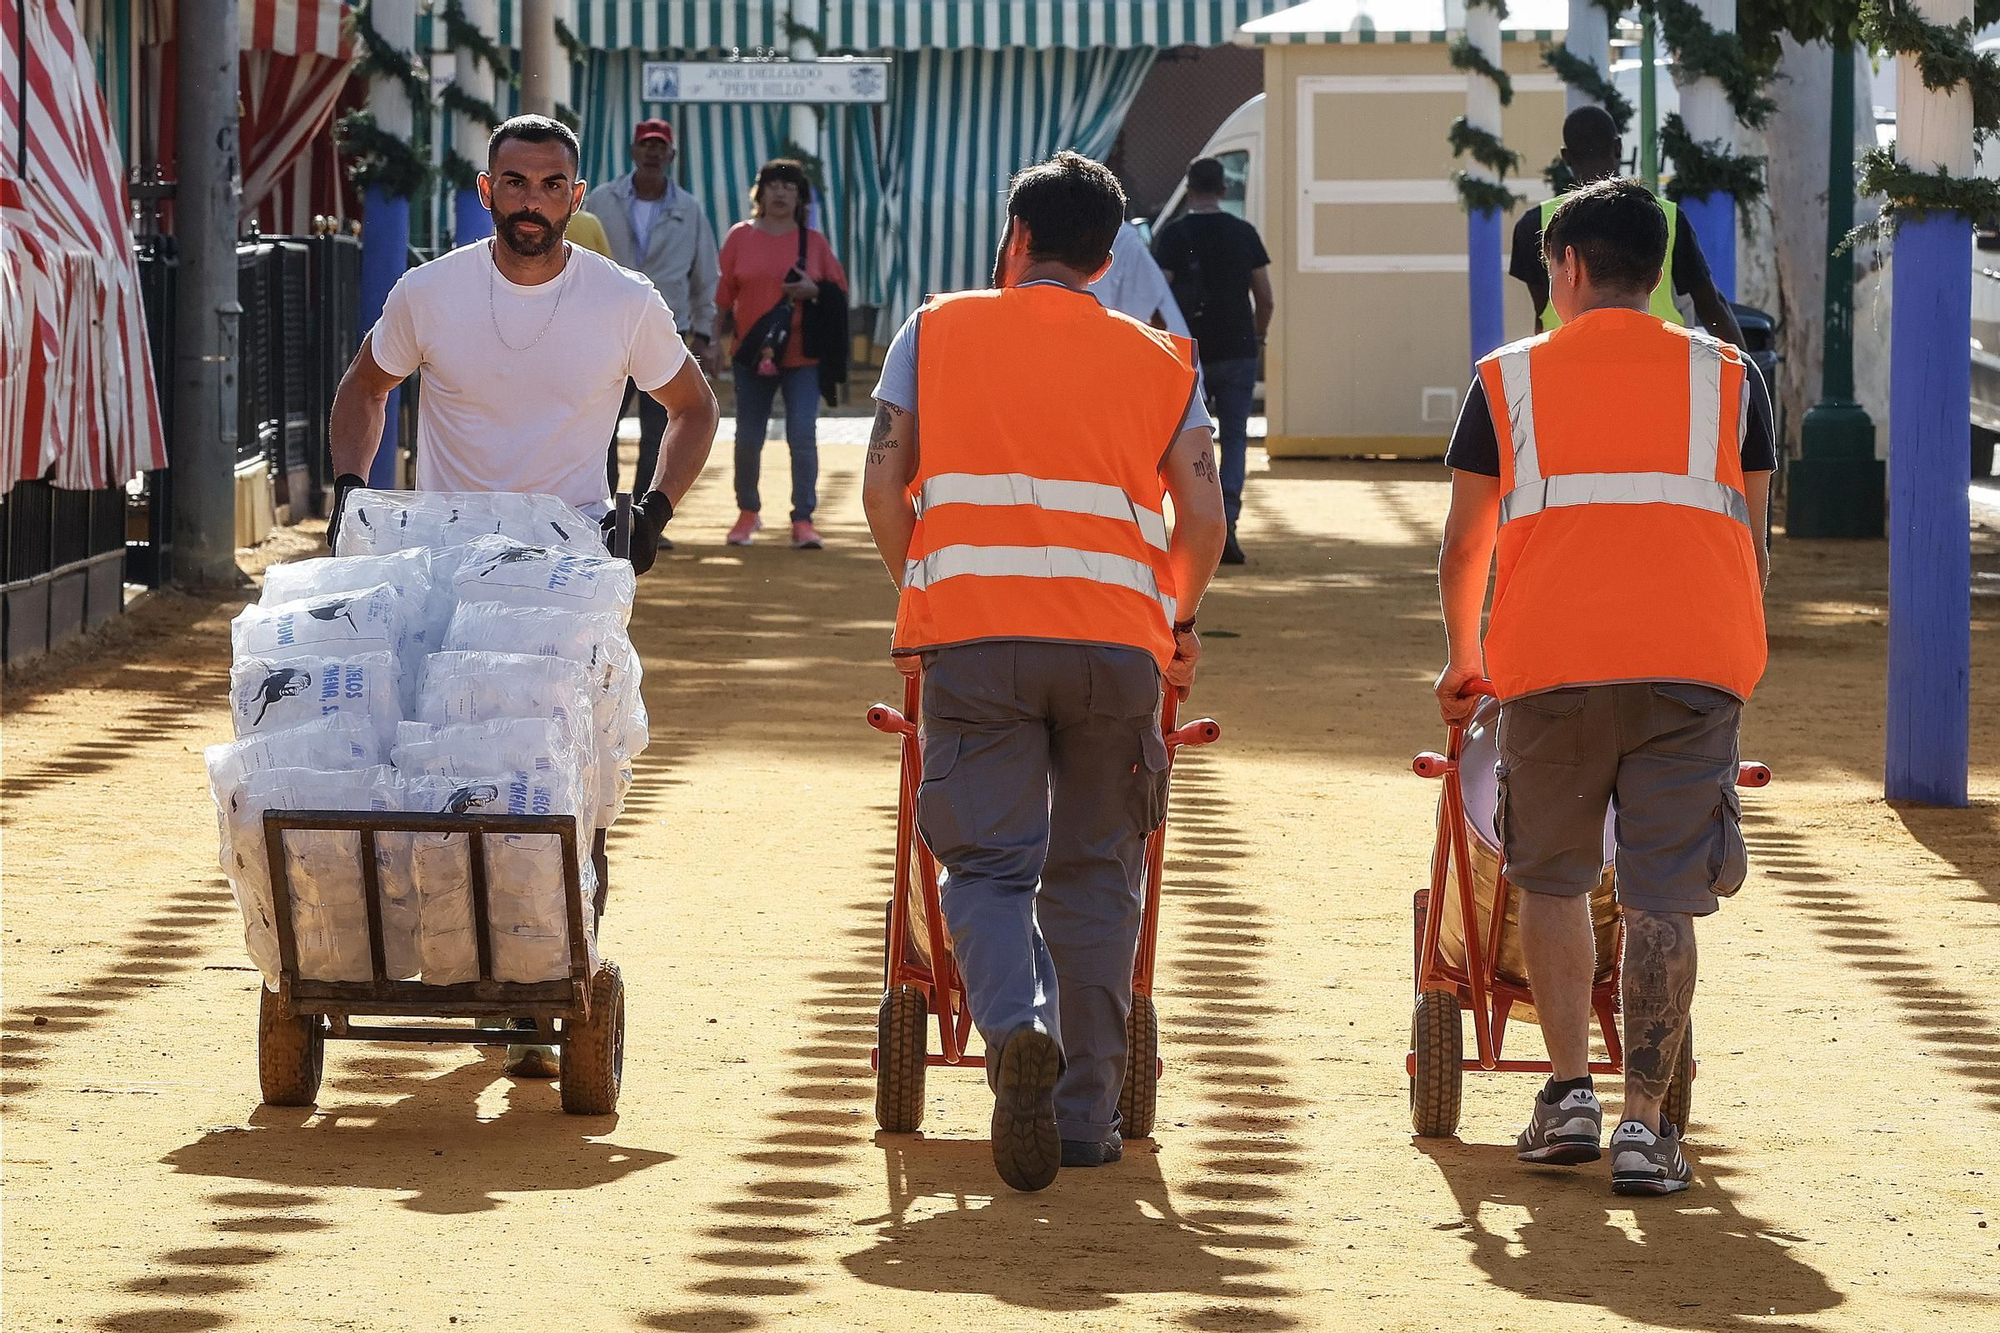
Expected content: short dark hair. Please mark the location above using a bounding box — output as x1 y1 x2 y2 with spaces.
1542 176 1668 294
1560 105 1620 170
750 158 813 216
487 115 580 172
1187 156 1227 196
1005 151 1125 272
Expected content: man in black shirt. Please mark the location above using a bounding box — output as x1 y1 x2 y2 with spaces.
1510 107 1742 345
1154 157 1274 565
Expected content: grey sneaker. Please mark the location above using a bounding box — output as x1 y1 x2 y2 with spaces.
1610 1118 1693 1195
1516 1086 1603 1164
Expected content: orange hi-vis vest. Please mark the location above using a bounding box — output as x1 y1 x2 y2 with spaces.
893 283 1199 671
1476 307 1768 701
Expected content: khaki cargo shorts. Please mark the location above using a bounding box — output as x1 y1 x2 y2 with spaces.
1497 681 1749 917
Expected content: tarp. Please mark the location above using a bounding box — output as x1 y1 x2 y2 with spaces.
2 0 167 492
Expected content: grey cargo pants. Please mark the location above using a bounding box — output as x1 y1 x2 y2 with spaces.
916 642 1171 1144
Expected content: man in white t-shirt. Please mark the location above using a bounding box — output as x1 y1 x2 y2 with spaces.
329 115 719 574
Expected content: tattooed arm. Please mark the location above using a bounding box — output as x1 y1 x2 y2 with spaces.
860 400 920 589
1621 908 1697 1133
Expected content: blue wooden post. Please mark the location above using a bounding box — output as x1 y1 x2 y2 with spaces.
357 186 409 490
1677 190 1735 301
1885 212 1973 806
1468 206 1505 363
454 188 492 246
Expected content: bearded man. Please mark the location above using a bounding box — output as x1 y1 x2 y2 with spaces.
329 114 718 570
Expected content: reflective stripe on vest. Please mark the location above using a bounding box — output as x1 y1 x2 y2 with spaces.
1538 194 1683 331
1489 330 1748 528
903 544 1177 619
913 472 1170 552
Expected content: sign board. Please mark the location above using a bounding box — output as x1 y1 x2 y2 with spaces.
640 58 891 105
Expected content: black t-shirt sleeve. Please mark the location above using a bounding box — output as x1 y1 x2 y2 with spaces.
1445 378 1502 476
1740 357 1777 473
1671 215 1713 296
1151 221 1187 275
1241 220 1271 269
1508 209 1545 283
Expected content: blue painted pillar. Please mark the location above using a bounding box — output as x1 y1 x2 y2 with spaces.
357 185 410 490
1468 206 1505 364
455 188 492 246
1677 190 1736 301
1885 212 1973 806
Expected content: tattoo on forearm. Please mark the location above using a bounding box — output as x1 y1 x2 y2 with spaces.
868 403 907 467
1192 448 1218 483
1622 909 1697 1104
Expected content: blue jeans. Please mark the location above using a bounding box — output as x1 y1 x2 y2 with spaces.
1203 356 1257 527
733 363 821 522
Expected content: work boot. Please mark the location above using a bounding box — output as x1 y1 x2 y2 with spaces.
790 520 824 550
1610 1118 1693 1196
988 1025 1062 1192
725 511 762 546
1061 1133 1123 1168
1220 528 1246 565
504 1017 560 1079
1516 1083 1603 1165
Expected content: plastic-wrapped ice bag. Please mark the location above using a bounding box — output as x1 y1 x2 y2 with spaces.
413 650 599 846
229 652 402 749
402 771 595 985
206 762 405 987
443 603 627 742
205 714 382 784
262 549 447 675
392 718 581 784
450 535 637 624
232 584 418 711
335 489 603 557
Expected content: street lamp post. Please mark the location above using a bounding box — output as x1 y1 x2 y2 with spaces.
1787 41 1884 537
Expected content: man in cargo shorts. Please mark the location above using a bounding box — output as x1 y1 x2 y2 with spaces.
1434 178 1773 1195
327 115 720 1077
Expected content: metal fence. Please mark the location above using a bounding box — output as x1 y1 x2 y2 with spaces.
2 230 363 664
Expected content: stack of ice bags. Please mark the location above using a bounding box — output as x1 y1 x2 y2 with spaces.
207 490 651 991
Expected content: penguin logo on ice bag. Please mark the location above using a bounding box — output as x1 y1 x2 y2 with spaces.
242 667 312 726
442 784 501 814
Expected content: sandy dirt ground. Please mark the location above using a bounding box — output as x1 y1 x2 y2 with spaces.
4 444 1998 1333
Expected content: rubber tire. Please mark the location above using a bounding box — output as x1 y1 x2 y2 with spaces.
1411 990 1464 1138
561 961 625 1115
257 986 324 1108
1120 992 1160 1140
1664 1019 1695 1138
875 985 928 1132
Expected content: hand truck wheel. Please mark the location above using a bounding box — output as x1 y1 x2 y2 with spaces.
874 985 928 1132
1119 992 1160 1140
561 960 625 1115
1663 1018 1695 1138
258 985 325 1108
1410 990 1463 1138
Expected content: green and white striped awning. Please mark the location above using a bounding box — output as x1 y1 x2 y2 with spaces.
822 1 1290 50
1238 24 1559 42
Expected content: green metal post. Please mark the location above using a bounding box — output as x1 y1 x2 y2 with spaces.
1640 13 1658 190
1788 40 1884 538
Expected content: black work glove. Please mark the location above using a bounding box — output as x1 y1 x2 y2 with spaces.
605 489 674 575
326 473 366 551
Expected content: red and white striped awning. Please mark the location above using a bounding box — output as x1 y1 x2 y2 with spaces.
2 0 168 493
144 0 351 58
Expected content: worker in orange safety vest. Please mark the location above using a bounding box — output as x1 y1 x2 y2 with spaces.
862 151 1227 1194
1434 177 1775 1197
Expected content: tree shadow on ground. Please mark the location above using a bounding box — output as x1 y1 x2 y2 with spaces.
1894 801 2000 918
1415 1137 1842 1330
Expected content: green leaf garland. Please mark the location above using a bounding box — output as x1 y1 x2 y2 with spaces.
440 0 512 84
1858 0 1996 226
1542 43 1635 133
1660 112 1768 206
1449 37 1516 105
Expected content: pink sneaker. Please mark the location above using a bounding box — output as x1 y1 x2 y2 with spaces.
725 511 762 545
790 520 824 550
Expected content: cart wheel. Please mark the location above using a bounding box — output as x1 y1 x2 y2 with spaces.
258 986 324 1108
561 961 624 1116
875 985 928 1132
1664 1019 1695 1137
1411 990 1463 1138
1120 992 1160 1140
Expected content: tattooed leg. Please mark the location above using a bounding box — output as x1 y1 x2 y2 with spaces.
1621 908 1697 1132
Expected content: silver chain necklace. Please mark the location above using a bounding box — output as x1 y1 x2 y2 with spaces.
487 240 573 352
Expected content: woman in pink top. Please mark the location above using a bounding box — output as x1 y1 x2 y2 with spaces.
713 159 849 549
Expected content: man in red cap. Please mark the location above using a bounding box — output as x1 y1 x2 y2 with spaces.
586 119 721 506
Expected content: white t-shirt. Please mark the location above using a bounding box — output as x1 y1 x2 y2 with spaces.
627 192 664 248
370 241 688 511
